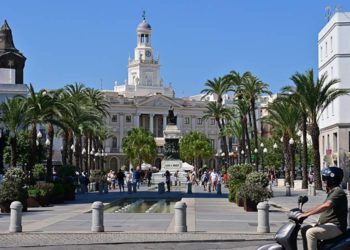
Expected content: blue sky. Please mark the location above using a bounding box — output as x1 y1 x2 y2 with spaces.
2 1 349 96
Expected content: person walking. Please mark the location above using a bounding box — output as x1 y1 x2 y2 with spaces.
116 169 126 192
164 170 171 192
146 169 152 187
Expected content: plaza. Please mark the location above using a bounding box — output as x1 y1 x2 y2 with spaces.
1 2 350 249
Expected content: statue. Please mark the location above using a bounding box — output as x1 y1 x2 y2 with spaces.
167 106 177 125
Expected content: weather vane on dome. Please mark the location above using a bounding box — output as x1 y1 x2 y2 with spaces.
142 10 146 20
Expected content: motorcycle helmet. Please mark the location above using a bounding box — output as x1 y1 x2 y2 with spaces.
321 167 343 187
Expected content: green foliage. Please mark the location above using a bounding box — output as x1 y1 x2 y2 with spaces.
3 131 31 167
28 183 54 198
238 171 271 203
227 164 253 202
89 169 107 183
122 128 157 167
0 168 28 205
33 164 46 181
58 165 77 182
179 131 213 166
51 182 65 197
245 171 269 188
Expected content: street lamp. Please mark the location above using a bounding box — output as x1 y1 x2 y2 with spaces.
45 138 50 146
37 131 42 139
262 147 267 172
273 143 278 149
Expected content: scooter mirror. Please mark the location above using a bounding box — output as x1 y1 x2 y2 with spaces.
300 196 308 211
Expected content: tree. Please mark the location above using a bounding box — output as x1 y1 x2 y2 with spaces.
289 69 350 189
263 98 301 186
203 102 232 170
179 131 213 171
0 97 26 167
122 128 157 168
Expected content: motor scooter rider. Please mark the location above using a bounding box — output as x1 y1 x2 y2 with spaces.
297 167 348 250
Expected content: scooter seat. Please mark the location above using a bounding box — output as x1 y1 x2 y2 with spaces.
318 228 350 250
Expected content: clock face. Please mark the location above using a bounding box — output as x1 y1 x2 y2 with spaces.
145 50 152 57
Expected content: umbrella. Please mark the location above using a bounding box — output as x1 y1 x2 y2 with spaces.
181 162 194 171
141 163 152 170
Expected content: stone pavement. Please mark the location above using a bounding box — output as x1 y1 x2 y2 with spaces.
0 183 338 248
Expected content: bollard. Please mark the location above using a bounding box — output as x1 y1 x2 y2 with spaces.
257 202 270 233
308 183 311 195
127 181 132 194
286 183 291 196
310 183 316 196
132 182 137 193
174 201 187 232
9 201 22 233
158 182 165 194
91 201 104 232
187 182 192 194
216 183 222 195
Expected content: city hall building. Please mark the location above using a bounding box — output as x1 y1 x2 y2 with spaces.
101 16 223 170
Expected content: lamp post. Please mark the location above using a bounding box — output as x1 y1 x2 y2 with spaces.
262 147 267 172
95 151 101 169
240 149 245 164
289 137 295 182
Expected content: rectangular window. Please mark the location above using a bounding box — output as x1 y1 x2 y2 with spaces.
325 42 328 57
112 115 117 122
210 118 216 125
112 137 118 148
322 136 325 154
184 117 190 125
197 118 202 125
126 115 131 123
326 106 329 118
327 134 330 150
320 46 323 61
330 36 333 52
333 133 337 153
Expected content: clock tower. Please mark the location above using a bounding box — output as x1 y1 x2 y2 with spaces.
115 13 174 98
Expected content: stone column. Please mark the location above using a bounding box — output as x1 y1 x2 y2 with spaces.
150 113 154 135
191 116 196 131
177 114 182 130
134 113 140 128
119 113 124 152
163 114 167 129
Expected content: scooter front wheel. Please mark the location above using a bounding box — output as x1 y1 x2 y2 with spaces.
256 243 284 250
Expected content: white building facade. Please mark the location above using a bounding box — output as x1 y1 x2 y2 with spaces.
318 12 350 178
103 16 221 170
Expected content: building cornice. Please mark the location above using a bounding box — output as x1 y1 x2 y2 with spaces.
320 123 350 132
318 22 350 43
318 54 350 71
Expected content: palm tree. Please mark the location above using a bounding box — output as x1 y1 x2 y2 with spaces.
0 97 26 167
25 84 53 170
264 98 301 187
122 128 157 168
242 73 272 169
179 131 213 172
221 120 243 165
201 77 230 104
289 69 350 189
203 102 232 170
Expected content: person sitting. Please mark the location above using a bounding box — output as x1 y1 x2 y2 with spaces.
298 167 348 250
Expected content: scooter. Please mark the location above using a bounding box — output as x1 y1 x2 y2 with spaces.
257 195 350 250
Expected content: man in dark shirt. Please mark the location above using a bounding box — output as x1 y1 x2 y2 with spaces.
298 167 348 250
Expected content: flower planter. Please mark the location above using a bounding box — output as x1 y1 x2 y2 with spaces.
236 197 244 207
27 197 50 207
244 198 257 212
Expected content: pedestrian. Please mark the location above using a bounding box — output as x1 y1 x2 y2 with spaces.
164 170 171 192
117 169 126 192
147 169 152 187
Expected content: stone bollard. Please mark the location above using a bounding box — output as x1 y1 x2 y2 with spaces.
91 201 104 232
174 201 187 232
310 183 316 196
216 183 222 195
187 182 192 194
257 202 270 233
286 183 291 196
127 181 132 194
9 201 22 233
132 182 137 193
158 182 165 194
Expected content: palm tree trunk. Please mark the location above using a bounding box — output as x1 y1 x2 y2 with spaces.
10 136 17 168
301 114 308 189
62 130 68 166
289 143 295 188
29 124 37 170
83 135 88 171
75 135 82 171
244 117 251 164
311 123 322 190
68 130 73 165
221 118 229 171
240 116 246 164
251 99 259 169
46 123 54 182
283 136 291 185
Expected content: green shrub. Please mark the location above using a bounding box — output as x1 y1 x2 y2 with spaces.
238 183 272 203
227 164 253 202
245 172 269 188
33 164 46 181
89 170 107 183
0 168 28 206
